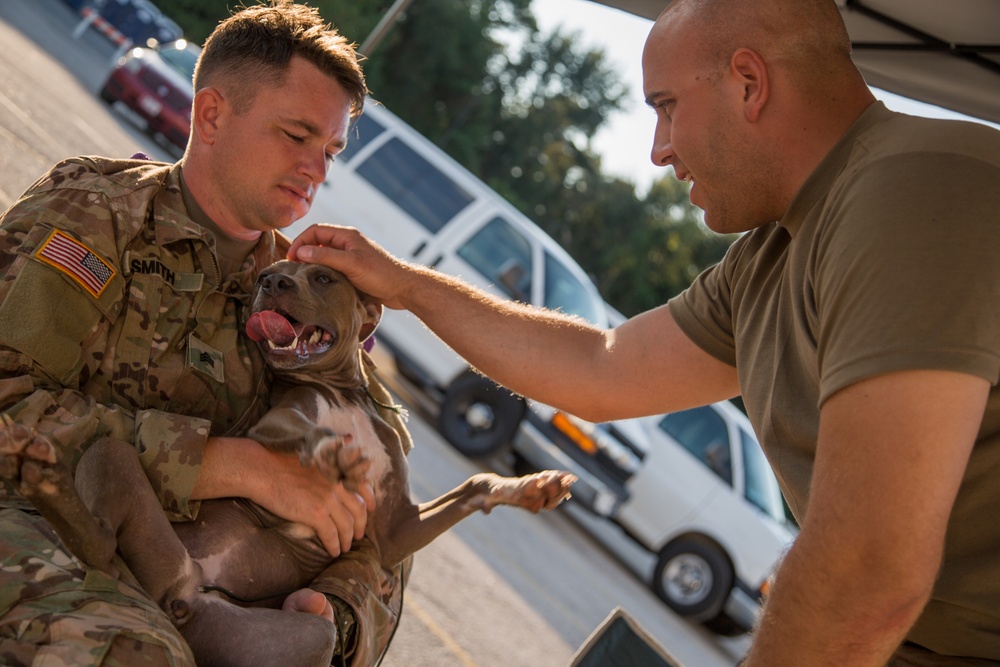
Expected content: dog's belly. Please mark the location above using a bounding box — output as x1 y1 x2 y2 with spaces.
313 394 393 503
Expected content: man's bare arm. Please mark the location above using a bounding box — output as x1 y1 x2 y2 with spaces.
290 224 740 422
744 369 988 665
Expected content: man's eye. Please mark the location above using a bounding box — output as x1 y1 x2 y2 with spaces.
285 131 304 143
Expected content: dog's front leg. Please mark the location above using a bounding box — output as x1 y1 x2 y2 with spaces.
379 470 576 567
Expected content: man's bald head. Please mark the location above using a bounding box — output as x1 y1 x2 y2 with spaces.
652 0 853 88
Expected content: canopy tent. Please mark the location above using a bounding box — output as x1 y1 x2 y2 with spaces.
587 0 1000 125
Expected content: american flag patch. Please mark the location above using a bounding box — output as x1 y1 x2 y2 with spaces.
36 230 116 298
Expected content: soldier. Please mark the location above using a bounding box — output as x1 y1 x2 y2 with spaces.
0 2 404 666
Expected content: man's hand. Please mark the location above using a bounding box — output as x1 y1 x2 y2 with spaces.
194 437 375 557
288 224 414 311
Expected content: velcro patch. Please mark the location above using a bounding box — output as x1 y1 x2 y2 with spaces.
35 230 116 298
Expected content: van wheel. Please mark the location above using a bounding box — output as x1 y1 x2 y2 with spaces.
438 374 525 457
652 537 733 621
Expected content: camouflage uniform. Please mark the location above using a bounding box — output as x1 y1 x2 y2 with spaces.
0 157 405 666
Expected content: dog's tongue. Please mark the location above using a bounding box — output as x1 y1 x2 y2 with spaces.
246 310 296 346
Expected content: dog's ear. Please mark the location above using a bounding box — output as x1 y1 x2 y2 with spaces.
357 291 382 343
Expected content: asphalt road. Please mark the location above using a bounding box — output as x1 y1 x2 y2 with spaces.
0 1 750 664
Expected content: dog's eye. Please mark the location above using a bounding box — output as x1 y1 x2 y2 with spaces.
315 274 333 285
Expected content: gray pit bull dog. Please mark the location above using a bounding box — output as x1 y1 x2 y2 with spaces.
0 260 576 667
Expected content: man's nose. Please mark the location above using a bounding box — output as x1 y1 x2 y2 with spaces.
300 149 328 185
650 121 674 167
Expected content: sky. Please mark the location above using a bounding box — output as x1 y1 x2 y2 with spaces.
530 0 997 193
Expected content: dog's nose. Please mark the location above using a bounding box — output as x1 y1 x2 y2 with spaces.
260 273 296 295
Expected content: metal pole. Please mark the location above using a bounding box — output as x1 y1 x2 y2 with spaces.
359 0 417 56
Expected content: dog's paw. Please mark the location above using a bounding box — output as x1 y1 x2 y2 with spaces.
311 433 372 490
483 470 577 514
0 414 66 497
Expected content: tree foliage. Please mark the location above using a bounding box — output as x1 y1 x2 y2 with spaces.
166 0 736 317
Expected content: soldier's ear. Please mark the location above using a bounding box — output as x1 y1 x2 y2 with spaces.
191 87 225 145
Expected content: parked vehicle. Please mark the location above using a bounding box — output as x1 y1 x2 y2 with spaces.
99 38 198 154
286 101 609 456
514 399 795 634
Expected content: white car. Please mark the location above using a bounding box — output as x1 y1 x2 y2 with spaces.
513 400 796 634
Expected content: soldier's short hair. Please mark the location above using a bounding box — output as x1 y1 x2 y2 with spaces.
194 1 367 119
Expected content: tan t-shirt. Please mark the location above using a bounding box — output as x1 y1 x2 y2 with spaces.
669 102 1000 660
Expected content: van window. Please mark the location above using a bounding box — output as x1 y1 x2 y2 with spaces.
740 429 787 523
355 137 475 232
456 216 533 301
658 406 733 485
543 251 604 325
339 113 386 163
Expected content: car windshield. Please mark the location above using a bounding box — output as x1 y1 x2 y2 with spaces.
740 428 788 524
542 252 606 326
159 43 198 81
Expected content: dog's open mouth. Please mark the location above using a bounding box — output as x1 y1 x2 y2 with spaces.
246 310 335 358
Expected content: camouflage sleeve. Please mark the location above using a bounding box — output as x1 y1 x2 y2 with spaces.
135 409 210 520
0 164 210 519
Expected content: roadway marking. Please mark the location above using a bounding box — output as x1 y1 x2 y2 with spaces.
405 596 483 667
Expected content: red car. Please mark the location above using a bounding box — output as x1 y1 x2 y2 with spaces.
100 39 200 155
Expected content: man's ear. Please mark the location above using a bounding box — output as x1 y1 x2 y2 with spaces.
191 87 225 145
730 48 769 123
357 292 383 343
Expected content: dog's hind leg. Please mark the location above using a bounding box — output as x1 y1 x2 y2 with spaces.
73 437 202 608
179 595 338 667
0 415 118 575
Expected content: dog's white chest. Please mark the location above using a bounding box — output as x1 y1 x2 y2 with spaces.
311 394 392 501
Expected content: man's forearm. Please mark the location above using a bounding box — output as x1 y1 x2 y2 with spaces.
395 264 612 413
743 532 929 666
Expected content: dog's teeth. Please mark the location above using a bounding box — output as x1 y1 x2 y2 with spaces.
310 330 321 345
267 340 277 350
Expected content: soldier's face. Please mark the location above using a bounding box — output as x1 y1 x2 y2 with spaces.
214 56 351 233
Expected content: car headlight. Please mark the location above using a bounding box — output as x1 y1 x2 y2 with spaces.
120 49 145 73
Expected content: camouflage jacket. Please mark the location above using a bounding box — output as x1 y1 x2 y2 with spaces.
0 156 287 520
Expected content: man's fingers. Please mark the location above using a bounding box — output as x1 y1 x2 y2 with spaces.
315 522 343 559
333 482 370 541
287 224 347 261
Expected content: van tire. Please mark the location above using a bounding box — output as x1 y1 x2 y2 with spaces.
652 537 733 621
438 374 526 458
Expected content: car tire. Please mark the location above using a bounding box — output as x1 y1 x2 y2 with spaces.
98 82 117 104
438 373 525 458
652 537 733 621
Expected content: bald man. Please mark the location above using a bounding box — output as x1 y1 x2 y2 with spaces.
288 0 1000 664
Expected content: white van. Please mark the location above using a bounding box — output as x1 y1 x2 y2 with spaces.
517 399 796 634
286 102 609 455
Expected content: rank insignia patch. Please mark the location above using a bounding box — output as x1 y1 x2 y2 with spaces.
36 230 116 297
